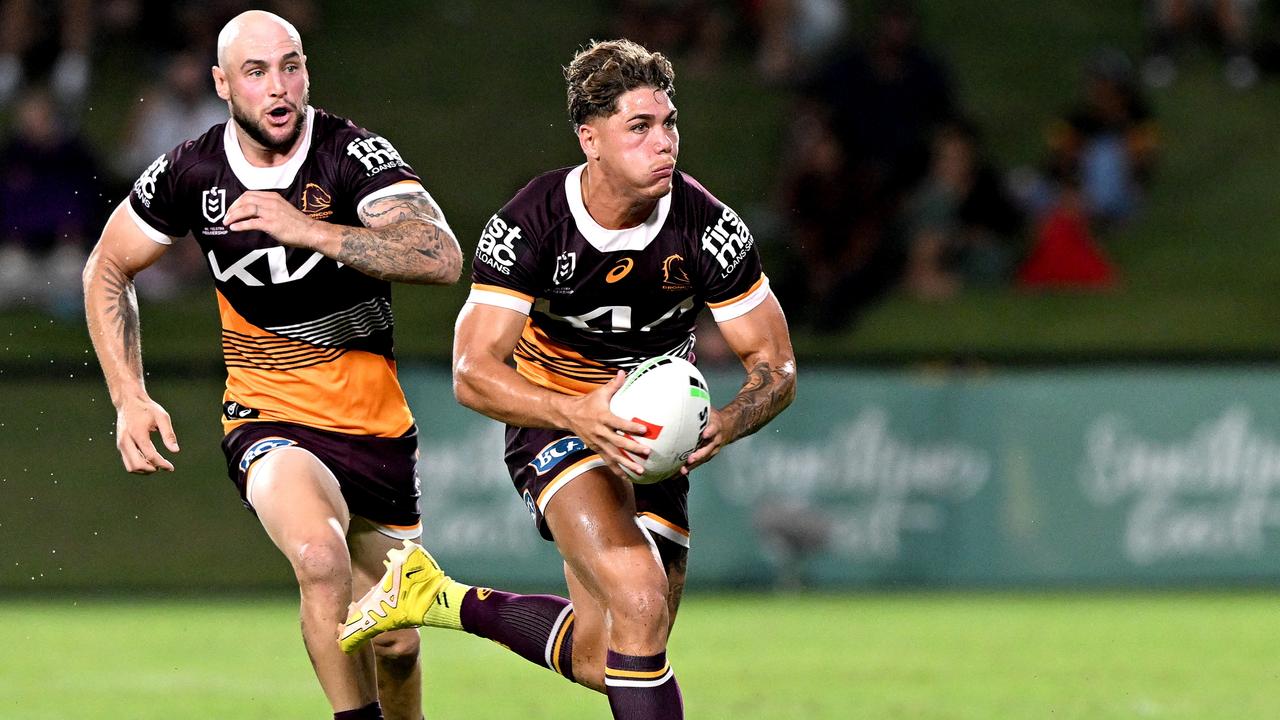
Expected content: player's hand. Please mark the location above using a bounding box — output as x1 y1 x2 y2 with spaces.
115 397 179 474
562 371 651 479
681 406 726 475
225 190 319 248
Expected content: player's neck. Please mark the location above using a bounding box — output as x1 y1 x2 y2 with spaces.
581 163 657 230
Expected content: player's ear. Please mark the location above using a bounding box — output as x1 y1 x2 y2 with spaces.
577 123 599 161
212 65 230 101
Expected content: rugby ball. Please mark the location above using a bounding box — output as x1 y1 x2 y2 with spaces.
609 356 711 484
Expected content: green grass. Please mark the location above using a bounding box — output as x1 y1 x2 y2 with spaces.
2 592 1278 719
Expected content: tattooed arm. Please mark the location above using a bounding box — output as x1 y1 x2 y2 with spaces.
682 292 796 473
83 201 180 473
224 186 462 285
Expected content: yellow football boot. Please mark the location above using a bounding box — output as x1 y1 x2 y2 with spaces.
339 539 447 653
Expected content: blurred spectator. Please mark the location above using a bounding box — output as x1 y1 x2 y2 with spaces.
1017 48 1159 229
0 0 93 108
775 0 956 329
899 119 1023 301
1143 0 1259 89
747 0 849 83
1009 50 1150 291
114 50 226 179
0 88 104 313
612 0 731 73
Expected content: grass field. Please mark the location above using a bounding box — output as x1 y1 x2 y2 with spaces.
2 592 1276 719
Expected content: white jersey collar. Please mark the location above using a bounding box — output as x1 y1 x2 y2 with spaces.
223 105 315 190
565 163 672 253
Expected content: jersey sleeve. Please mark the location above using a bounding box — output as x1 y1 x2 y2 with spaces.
698 202 769 322
337 124 426 216
466 199 543 316
126 149 188 244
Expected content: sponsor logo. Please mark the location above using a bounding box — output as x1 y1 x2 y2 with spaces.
606 257 635 283
346 135 407 176
531 436 586 475
522 491 538 522
476 214 522 275
476 587 494 601
202 186 227 224
208 247 328 286
300 183 333 220
661 254 690 290
553 251 576 285
223 401 260 420
701 206 754 277
133 154 168 208
238 437 296 472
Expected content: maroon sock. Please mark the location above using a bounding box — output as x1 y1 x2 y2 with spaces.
460 588 576 680
604 649 683 719
333 700 382 720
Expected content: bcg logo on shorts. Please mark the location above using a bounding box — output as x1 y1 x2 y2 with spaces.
530 436 586 475
239 437 297 471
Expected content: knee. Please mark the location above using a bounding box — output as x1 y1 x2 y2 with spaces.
372 629 420 675
607 580 670 636
291 538 350 592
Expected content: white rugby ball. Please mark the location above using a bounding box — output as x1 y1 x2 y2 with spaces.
609 355 711 484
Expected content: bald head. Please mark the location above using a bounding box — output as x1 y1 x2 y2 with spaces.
216 10 302 69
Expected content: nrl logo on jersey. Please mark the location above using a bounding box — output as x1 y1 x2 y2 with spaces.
133 154 168 208
202 185 227 224
553 251 576 285
476 214 522 275
346 135 407 176
701 206 754 277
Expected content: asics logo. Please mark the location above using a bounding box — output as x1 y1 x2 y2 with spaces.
606 258 634 283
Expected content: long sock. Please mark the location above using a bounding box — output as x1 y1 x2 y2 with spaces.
425 580 576 681
333 700 382 720
604 650 683 719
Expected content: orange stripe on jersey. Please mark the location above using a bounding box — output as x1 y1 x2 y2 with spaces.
471 283 535 303
706 275 765 309
639 511 690 538
513 319 615 396
216 291 413 437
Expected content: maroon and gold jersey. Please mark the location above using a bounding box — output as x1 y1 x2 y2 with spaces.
126 106 423 436
468 165 769 395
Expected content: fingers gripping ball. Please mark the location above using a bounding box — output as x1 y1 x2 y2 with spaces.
609 356 711 484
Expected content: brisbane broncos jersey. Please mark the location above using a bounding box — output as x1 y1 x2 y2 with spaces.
126 106 423 436
468 165 769 395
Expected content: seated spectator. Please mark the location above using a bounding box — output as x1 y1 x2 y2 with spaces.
1017 47 1159 229
611 0 730 74
0 0 93 108
1143 0 1258 89
899 119 1023 301
0 88 103 314
114 50 227 179
773 0 955 329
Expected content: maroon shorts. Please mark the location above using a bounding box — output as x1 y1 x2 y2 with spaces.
504 425 690 547
222 421 421 531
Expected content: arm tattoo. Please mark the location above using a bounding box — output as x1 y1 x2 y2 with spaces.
721 360 797 443
340 192 462 284
99 262 143 377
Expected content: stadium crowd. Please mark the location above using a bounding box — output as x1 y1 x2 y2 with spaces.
0 0 1272 326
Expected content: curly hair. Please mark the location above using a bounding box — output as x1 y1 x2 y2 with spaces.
564 39 675 129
